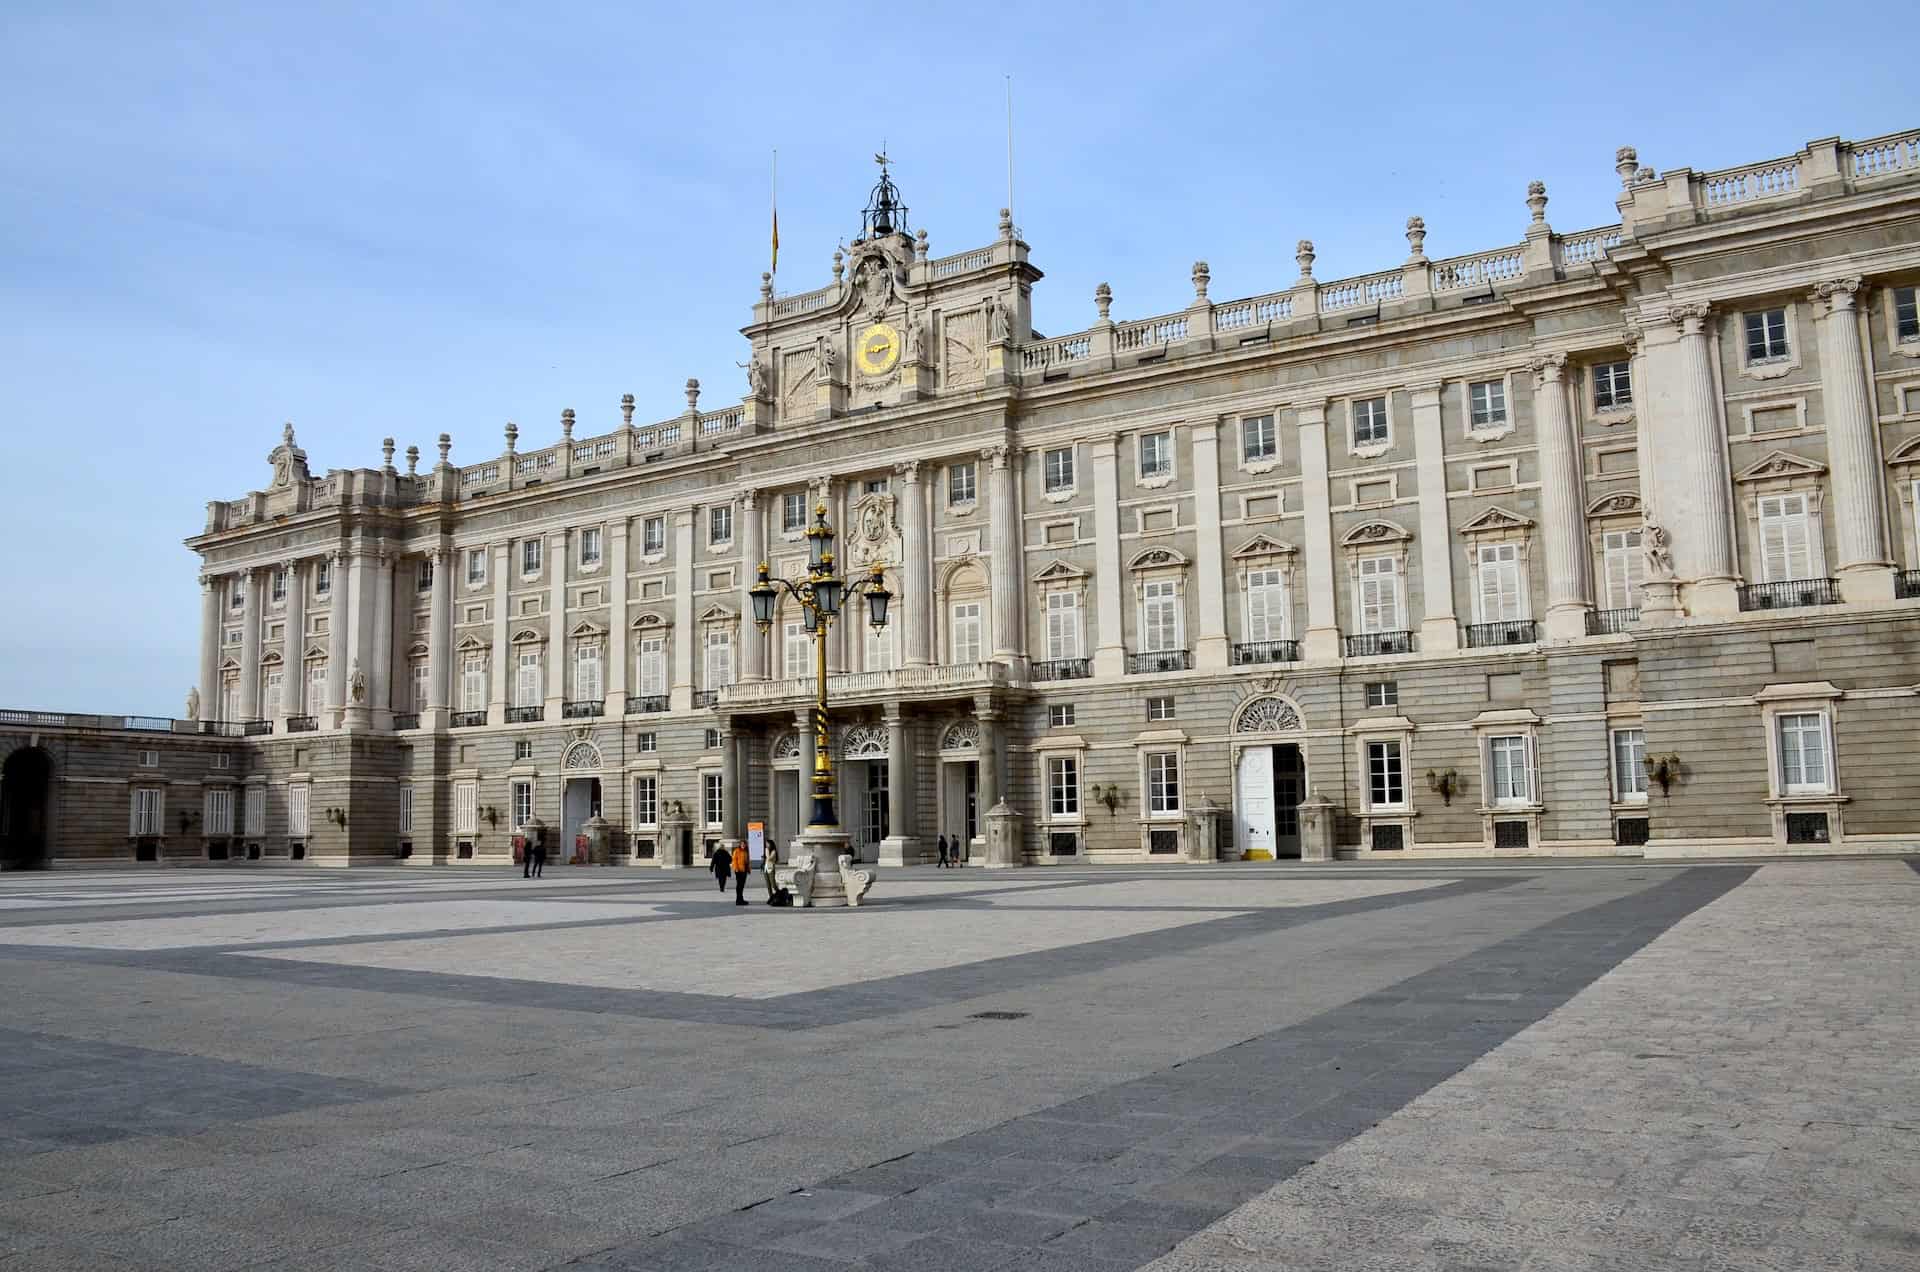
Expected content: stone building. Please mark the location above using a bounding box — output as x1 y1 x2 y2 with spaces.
6 126 1920 869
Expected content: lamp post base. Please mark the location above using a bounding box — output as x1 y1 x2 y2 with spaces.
783 826 875 908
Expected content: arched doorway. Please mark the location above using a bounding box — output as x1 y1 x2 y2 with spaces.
1 747 53 870
1231 696 1307 861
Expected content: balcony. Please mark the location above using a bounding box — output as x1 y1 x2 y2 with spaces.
1897 569 1920 600
1030 658 1091 682
1738 578 1841 612
241 719 273 736
718 661 1014 712
1465 620 1538 648
450 710 487 728
505 705 544 723
1126 650 1191 675
285 715 318 733
1344 631 1413 658
392 712 421 731
626 695 668 715
1586 607 1639 636
692 690 719 709
562 700 604 720
1232 640 1300 666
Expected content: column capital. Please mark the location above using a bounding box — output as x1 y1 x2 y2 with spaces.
894 458 922 484
1669 301 1712 334
883 701 906 724
1407 380 1445 405
980 444 1012 469
1622 319 1643 352
1811 276 1864 311
1529 351 1569 385
740 488 759 510
609 517 631 539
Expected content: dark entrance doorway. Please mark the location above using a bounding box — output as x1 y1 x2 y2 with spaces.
1 747 52 870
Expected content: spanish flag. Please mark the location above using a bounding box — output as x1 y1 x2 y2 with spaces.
770 149 779 276
771 205 779 276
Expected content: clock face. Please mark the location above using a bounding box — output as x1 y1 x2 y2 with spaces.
856 322 901 376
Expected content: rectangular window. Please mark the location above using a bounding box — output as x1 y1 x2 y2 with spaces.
244 788 265 835
948 462 977 505
1047 756 1080 817
950 602 983 664
704 628 733 687
579 527 602 567
1352 396 1389 446
314 560 330 595
514 739 533 760
704 727 720 748
1612 727 1647 801
461 657 485 711
1487 735 1533 806
1244 568 1287 642
709 506 733 546
1044 591 1081 660
271 570 287 603
211 753 230 770
466 548 487 586
574 643 602 701
1048 704 1075 728
863 622 893 672
453 781 476 834
399 786 414 834
417 558 434 593
636 731 657 753
1357 555 1401 633
515 650 541 707
410 662 429 712
1468 380 1507 427
1141 579 1180 652
642 517 665 555
864 478 890 495
1745 308 1789 362
511 780 534 829
637 636 666 697
1777 712 1832 795
1593 360 1633 409
131 787 163 836
703 772 724 828
633 776 658 826
1757 492 1815 582
1044 446 1075 493
781 492 807 533
1138 431 1172 479
306 661 327 713
783 621 810 679
1365 680 1398 709
1145 696 1175 722
262 669 283 717
521 539 542 577
1146 752 1181 814
288 784 310 835
1241 414 1276 463
1896 287 1919 341
230 578 245 610
1475 543 1524 622
1367 741 1406 809
205 788 233 835
1591 529 1640 610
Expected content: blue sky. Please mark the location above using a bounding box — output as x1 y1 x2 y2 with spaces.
0 1 1908 715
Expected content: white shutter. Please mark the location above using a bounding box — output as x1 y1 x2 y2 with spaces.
1142 581 1179 652
639 639 665 696
516 653 540 706
1602 530 1643 610
1245 569 1284 642
1045 592 1080 659
1476 545 1522 621
1358 557 1400 632
1758 494 1812 582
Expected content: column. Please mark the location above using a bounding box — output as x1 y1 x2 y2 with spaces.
818 480 846 674
488 542 510 724
1409 383 1459 650
343 550 376 723
327 549 350 725
720 722 741 850
1190 419 1229 670
373 551 396 724
671 510 695 711
1668 304 1740 615
1815 278 1894 602
976 698 1001 822
239 567 263 719
546 529 568 715
197 574 221 722
986 445 1023 666
880 702 918 865
795 707 816 837
1297 405 1340 661
1090 434 1126 677
283 559 306 720
898 461 932 666
1532 355 1592 641
426 547 450 721
739 491 766 681
731 729 751 842
607 519 630 712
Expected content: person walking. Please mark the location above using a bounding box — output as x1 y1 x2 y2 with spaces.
936 834 949 868
710 843 730 892
529 827 547 879
731 842 750 906
521 833 532 879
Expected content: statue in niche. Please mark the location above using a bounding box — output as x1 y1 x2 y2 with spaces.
906 319 927 366
983 293 1009 345
185 686 201 722
349 658 367 704
814 333 839 382
1643 522 1675 579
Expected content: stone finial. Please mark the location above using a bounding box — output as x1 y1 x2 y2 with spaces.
560 408 575 440
381 437 396 472
1191 261 1210 301
405 445 419 476
685 378 700 414
1095 282 1113 323
1526 180 1549 225
1615 146 1639 188
437 432 452 466
759 271 773 301
620 394 635 427
832 249 844 284
914 227 929 264
1636 166 1655 183
999 207 1014 239
1295 240 1315 280
1405 215 1427 262
504 421 518 454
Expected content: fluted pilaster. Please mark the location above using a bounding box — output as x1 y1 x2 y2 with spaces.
1532 354 1592 640
1813 278 1894 602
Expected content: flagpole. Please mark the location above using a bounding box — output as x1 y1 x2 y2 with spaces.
1005 76 1014 221
770 148 779 279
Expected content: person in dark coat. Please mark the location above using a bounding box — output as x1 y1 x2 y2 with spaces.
711 844 731 892
529 827 547 878
936 834 949 868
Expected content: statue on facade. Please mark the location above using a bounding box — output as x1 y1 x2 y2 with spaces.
740 357 766 400
1643 522 1675 579
185 686 200 722
859 256 892 316
905 319 927 366
814 333 839 382
349 658 367 704
983 294 1009 346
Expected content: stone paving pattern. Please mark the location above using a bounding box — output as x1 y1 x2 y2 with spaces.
0 860 1912 1270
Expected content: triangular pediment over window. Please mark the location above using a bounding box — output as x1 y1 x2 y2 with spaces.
510 627 544 645
1231 534 1297 561
568 618 607 640
1030 558 1089 584
1458 506 1534 537
454 634 488 653
698 603 736 625
1127 545 1190 572
1735 449 1827 483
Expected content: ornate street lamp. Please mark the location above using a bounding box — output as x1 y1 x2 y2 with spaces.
750 502 892 834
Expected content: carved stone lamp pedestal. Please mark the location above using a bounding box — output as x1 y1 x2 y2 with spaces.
780 826 875 908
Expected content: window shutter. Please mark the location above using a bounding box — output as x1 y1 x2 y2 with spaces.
1524 735 1538 804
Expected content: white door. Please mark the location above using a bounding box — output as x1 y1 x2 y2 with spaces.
1236 747 1276 859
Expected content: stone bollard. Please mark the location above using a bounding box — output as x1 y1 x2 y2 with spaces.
983 800 1025 868
1297 795 1336 862
1186 795 1222 863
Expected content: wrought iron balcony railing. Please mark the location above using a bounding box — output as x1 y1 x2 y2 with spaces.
285 715 318 733
626 695 669 714
241 719 273 736
1737 578 1841 611
1896 569 1920 600
692 690 719 709
1343 630 1414 658
1232 639 1301 666
1586 607 1640 636
1030 658 1091 682
1126 650 1191 675
391 712 421 731
450 710 487 728
505 705 544 723
1465 620 1538 648
562 700 604 719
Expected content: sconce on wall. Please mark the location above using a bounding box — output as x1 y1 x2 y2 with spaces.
483 806 500 828
1425 768 1463 806
325 807 348 828
1087 783 1126 817
1643 753 1683 797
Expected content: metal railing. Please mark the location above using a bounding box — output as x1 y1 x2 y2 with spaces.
1464 620 1538 648
561 700 604 719
1896 569 1920 600
626 695 668 714
692 690 719 708
450 710 487 728
1232 640 1300 666
1344 631 1413 658
286 715 318 732
1586 607 1639 636
240 719 273 736
505 705 544 723
1126 650 1191 675
1737 578 1840 611
391 713 420 731
1029 658 1091 682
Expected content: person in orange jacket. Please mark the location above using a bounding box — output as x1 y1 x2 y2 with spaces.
730 842 750 906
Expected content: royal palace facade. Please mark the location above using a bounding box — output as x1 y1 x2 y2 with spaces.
5 125 1920 870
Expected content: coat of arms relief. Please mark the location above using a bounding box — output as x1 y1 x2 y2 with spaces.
845 490 900 570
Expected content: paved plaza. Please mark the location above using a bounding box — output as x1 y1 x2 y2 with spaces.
0 860 1914 1271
